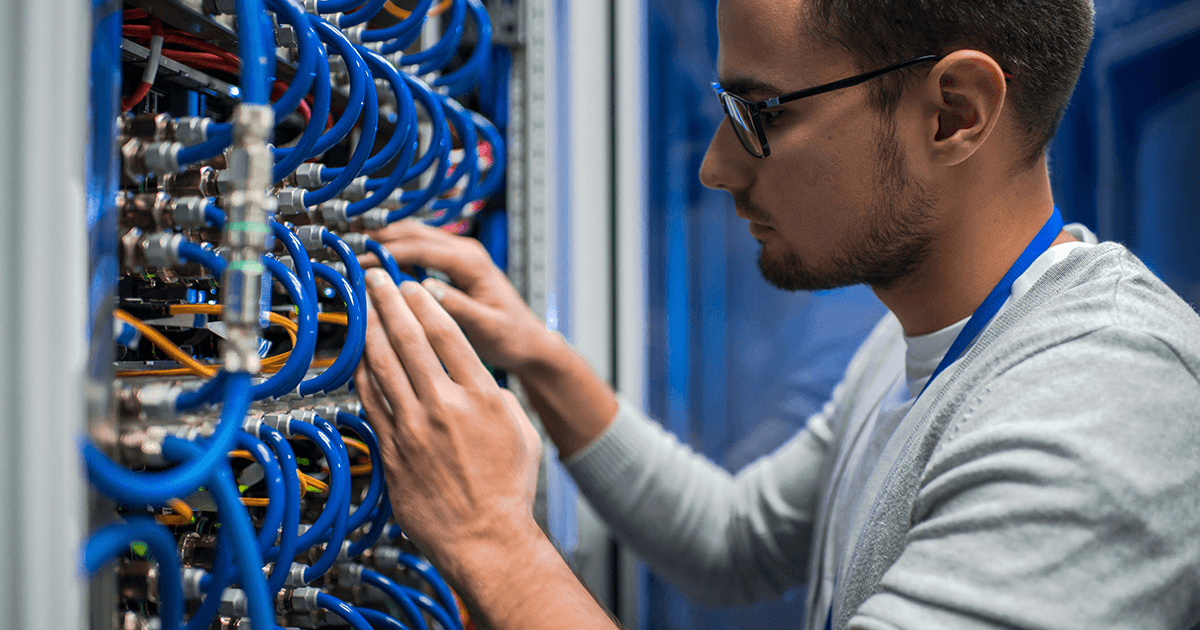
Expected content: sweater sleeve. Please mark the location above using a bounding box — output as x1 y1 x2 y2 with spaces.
849 326 1200 630
563 391 841 604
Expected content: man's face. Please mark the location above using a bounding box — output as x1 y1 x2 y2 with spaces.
700 0 938 292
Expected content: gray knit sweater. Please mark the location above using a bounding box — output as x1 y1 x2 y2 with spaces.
565 243 1200 629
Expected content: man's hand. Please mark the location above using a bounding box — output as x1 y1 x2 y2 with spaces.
356 268 619 630
355 269 542 567
363 220 555 374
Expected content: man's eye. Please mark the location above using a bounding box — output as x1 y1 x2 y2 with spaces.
761 110 785 126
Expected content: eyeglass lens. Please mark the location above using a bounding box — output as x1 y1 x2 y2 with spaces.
720 93 764 157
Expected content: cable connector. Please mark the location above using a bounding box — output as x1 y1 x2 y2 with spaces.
319 200 351 228
295 225 326 253
334 562 364 587
328 261 347 277
173 197 211 229
339 176 369 202
372 546 399 570
361 208 389 230
341 233 368 255
277 255 296 273
174 117 212 147
261 412 293 436
276 188 308 216
293 409 319 425
142 231 185 268
182 567 208 600
285 562 309 588
203 0 237 14
290 587 321 612
219 588 247 617
342 24 364 44
294 164 324 190
315 405 341 424
276 22 299 48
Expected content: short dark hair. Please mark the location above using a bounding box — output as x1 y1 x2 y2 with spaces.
804 0 1094 167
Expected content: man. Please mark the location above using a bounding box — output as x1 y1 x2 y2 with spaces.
353 0 1200 627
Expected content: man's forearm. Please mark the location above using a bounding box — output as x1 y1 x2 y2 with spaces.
442 519 621 630
514 333 621 459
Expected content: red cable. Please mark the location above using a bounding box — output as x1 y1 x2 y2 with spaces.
121 17 163 112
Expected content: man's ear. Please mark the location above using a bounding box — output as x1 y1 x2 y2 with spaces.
919 50 1007 166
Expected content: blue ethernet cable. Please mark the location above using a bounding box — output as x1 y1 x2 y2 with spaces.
360 0 432 49
84 518 184 630
161 437 274 630
289 415 351 583
348 487 391 557
254 256 317 398
434 0 492 96
429 95 480 226
298 262 364 395
361 569 431 630
394 552 465 630
265 0 320 122
304 25 378 206
337 0 387 27
323 45 415 185
204 203 227 227
313 0 362 14
364 237 411 284
235 431 286 551
336 412 384 530
272 45 331 182
257 423 299 594
468 111 507 201
383 0 464 64
317 592 374 630
394 582 459 630
84 373 253 505
183 534 233 630
386 82 453 224
177 239 227 275
355 607 411 630
322 230 366 319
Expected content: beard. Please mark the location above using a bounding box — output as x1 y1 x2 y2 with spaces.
751 118 938 292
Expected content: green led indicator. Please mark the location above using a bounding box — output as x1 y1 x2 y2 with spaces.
131 542 148 557
239 484 249 493
297 457 309 465
229 260 266 273
226 221 271 234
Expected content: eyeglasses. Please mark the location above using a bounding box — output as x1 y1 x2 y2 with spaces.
713 54 944 158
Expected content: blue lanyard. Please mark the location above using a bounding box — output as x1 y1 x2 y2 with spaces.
917 206 1064 399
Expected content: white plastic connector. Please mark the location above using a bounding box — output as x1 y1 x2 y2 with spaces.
294 163 324 189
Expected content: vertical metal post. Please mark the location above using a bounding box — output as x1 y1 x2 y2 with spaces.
0 0 91 628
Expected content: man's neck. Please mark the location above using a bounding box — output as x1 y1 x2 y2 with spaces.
872 162 1072 337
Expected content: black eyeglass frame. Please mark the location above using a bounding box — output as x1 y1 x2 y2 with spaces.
713 54 946 158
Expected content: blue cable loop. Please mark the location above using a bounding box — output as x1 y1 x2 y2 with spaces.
299 414 351 582
235 0 271 104
257 424 299 594
265 0 318 120
397 583 458 630
255 256 317 398
322 230 367 318
395 552 465 630
161 436 274 630
338 0 387 27
235 431 286 550
355 607 411 630
305 23 378 206
323 46 414 181
385 0 464 64
314 0 362 13
83 373 253 504
361 569 431 630
336 412 385 530
272 48 331 182
364 238 412 284
347 100 418 217
286 419 347 557
386 88 453 223
348 487 391 556
298 262 364 394
177 239 228 275
429 96 480 226
204 203 227 227
83 518 184 630
361 0 431 43
174 369 228 411
317 592 374 630
434 0 492 95
468 110 506 201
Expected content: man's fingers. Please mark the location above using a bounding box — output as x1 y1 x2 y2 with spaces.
354 364 397 447
362 301 421 417
400 279 495 390
365 269 450 398
420 278 496 333
366 221 495 289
